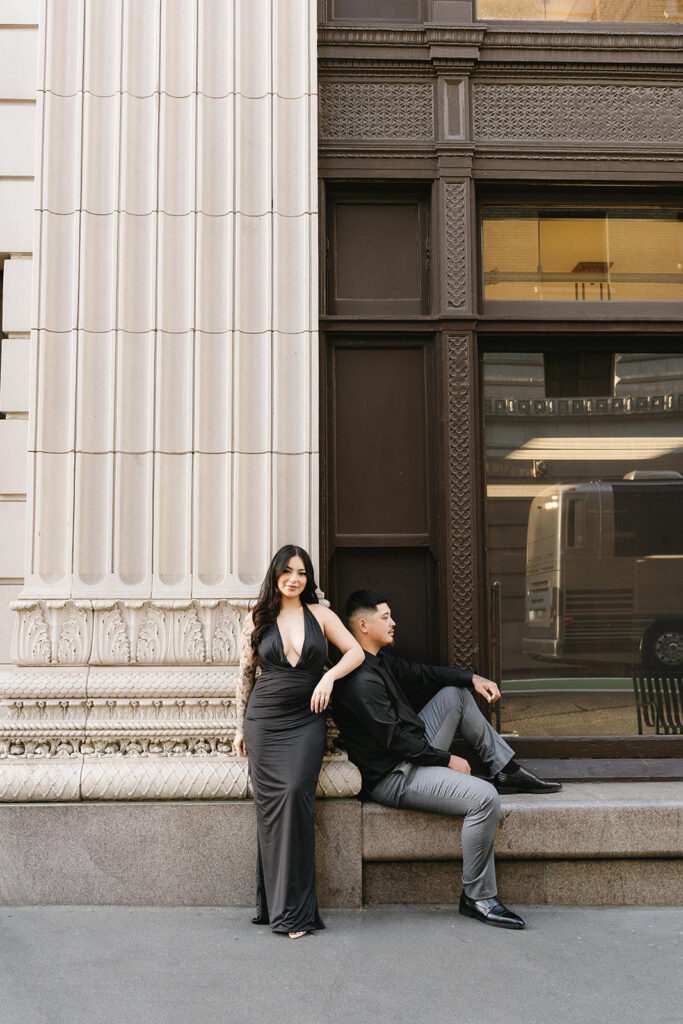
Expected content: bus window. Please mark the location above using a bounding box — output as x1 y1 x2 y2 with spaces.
566 497 586 549
613 483 683 558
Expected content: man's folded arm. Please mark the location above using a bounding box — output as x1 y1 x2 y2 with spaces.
334 676 451 768
381 650 474 695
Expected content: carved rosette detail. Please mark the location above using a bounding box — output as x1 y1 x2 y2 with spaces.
472 84 683 143
447 335 476 668
319 82 434 140
444 182 468 311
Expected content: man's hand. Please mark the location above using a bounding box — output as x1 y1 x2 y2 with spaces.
448 754 471 775
473 674 500 704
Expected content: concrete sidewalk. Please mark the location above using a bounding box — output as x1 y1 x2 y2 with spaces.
1 905 680 1024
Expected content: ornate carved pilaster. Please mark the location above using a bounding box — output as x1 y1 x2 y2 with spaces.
446 335 477 668
444 182 469 311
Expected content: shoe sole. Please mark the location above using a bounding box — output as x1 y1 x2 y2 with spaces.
459 906 525 930
494 785 563 795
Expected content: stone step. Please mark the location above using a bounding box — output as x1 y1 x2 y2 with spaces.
363 782 683 907
362 782 683 861
0 784 680 907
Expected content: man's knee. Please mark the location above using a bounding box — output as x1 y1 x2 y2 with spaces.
441 686 465 710
475 782 500 822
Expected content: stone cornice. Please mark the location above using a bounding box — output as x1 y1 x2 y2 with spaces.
318 23 683 61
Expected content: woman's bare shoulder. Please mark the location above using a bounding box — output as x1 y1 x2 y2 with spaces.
307 603 334 624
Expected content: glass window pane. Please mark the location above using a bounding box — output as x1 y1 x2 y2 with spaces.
477 1 683 23
482 208 683 302
484 350 683 737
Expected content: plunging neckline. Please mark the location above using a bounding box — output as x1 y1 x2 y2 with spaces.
276 605 309 669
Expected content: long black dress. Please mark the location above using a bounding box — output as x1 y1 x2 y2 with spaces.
243 604 326 933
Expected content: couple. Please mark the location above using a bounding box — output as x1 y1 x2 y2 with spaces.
235 544 560 939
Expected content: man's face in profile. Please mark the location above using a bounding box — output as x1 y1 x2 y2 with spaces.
363 602 396 650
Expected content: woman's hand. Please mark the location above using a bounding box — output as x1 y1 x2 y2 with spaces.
310 671 335 713
234 732 247 757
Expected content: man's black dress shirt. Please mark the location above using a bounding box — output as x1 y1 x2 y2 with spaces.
331 649 474 793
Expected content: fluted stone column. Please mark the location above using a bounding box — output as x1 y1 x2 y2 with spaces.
3 0 360 801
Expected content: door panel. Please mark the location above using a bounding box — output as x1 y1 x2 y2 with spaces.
326 187 429 316
333 346 429 539
325 335 443 664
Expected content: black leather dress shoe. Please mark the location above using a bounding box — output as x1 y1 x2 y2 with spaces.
492 764 562 794
459 892 525 930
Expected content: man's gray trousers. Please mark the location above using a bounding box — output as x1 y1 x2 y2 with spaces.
367 687 514 900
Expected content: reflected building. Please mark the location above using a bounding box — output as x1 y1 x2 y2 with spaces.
484 352 683 684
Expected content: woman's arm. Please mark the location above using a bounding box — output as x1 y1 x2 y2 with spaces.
234 614 257 756
309 606 364 714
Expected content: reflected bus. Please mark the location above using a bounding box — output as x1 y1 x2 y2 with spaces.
522 472 683 673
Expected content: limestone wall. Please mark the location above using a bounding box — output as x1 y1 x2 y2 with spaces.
0 0 360 801
0 1 39 668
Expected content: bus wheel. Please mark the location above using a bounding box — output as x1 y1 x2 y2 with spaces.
644 622 683 672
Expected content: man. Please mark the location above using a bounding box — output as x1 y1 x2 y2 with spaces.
331 590 562 931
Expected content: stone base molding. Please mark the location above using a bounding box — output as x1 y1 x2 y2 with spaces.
0 660 363 801
0 753 361 803
10 599 253 667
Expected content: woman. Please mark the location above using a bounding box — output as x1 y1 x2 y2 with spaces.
235 545 363 939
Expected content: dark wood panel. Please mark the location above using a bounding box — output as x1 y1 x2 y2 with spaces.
327 0 425 20
332 345 431 538
327 187 429 316
330 546 440 664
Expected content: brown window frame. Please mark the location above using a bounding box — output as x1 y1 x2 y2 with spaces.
477 184 683 321
476 329 683 765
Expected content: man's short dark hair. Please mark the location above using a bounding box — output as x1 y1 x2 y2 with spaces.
345 589 388 624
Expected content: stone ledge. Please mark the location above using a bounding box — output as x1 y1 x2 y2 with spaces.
0 801 362 908
362 783 683 861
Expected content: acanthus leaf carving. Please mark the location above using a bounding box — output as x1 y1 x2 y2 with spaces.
173 606 207 665
15 605 52 666
92 605 131 665
57 604 92 665
135 607 167 665
211 604 242 664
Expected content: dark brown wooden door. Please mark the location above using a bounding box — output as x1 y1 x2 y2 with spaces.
324 335 444 663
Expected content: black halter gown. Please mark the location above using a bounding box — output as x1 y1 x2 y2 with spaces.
243 604 327 933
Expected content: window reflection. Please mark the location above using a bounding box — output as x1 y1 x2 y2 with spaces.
477 0 683 22
484 351 683 737
482 208 683 302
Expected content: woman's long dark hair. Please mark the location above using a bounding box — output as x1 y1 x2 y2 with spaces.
251 545 319 650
